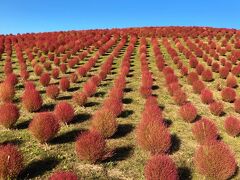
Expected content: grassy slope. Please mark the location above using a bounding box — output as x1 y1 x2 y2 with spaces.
0 36 240 179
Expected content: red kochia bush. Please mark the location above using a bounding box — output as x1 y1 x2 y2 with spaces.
5 73 18 86
59 77 70 91
234 98 240 113
52 68 59 79
54 101 75 123
136 118 171 155
219 66 229 79
224 116 240 137
200 88 214 104
192 80 205 94
46 85 60 99
34 64 43 76
209 101 224 116
0 103 19 128
179 103 197 123
221 87 236 102
103 98 123 117
0 82 15 102
226 74 237 88
201 69 213 82
187 72 199 85
140 86 152 98
40 73 51 87
49 171 78 180
144 155 178 180
75 131 111 163
192 118 218 144
173 90 187 105
29 112 60 143
73 92 88 106
0 144 23 179
22 88 42 112
83 81 97 97
142 97 163 123
194 141 237 180
90 109 118 138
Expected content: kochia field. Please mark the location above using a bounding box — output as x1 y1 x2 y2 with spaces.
0 26 240 179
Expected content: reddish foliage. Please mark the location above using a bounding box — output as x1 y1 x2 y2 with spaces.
34 64 43 76
5 73 18 86
201 69 213 82
29 112 60 143
0 82 15 103
219 66 229 79
187 72 199 85
0 103 19 128
59 77 70 91
103 98 123 117
142 96 163 123
194 141 237 180
200 88 214 104
136 118 171 155
73 92 87 106
165 74 178 85
196 64 204 75
75 131 111 163
179 103 197 123
54 101 75 123
209 101 224 116
234 98 240 113
70 73 78 83
49 171 78 180
144 155 178 180
224 116 240 137
40 73 51 87
46 85 60 99
226 74 237 88
22 88 42 112
83 81 97 97
0 144 23 179
90 109 118 138
192 118 218 144
140 86 152 98
52 68 60 79
173 89 187 105
167 82 181 96
221 87 236 102
192 80 205 94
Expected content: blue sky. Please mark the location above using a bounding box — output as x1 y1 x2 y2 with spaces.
0 0 239 34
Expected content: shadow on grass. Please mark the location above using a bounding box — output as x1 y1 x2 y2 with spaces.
152 85 159 90
84 101 100 107
112 124 134 139
18 157 60 179
50 129 84 144
68 87 79 92
39 103 55 112
122 98 133 104
104 146 134 162
119 110 134 118
57 95 72 100
15 119 31 130
94 91 106 97
163 118 172 128
178 167 192 180
0 139 23 146
71 113 91 124
123 88 132 93
169 134 181 154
